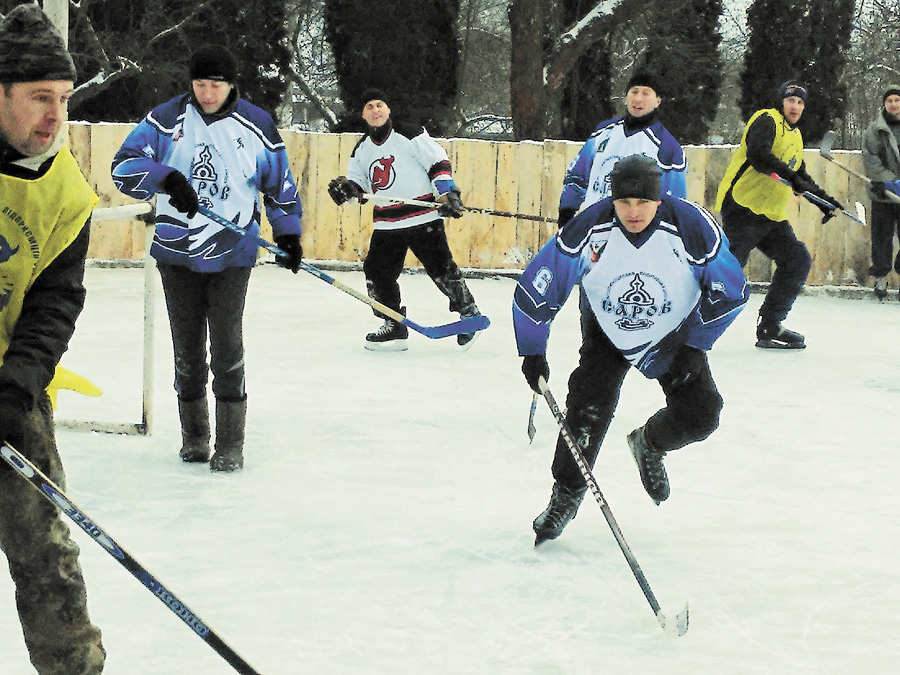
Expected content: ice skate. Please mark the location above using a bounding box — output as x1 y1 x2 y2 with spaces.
365 307 409 351
628 426 669 505
755 316 805 350
456 305 483 347
533 481 587 546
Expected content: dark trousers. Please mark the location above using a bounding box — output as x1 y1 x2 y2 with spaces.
363 220 475 315
720 196 811 323
158 263 251 403
552 316 723 490
869 200 900 277
0 394 105 674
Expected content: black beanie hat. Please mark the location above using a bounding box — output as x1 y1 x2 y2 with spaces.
359 88 389 111
884 85 900 104
189 45 237 82
0 3 77 83
610 155 663 200
777 80 808 103
626 71 659 96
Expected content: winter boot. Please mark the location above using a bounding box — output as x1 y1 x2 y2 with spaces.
874 276 888 301
628 426 670 505
755 315 805 349
210 398 247 472
532 481 587 546
178 396 210 463
365 307 409 351
457 304 483 347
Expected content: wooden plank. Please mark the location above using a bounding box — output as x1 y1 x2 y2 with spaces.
514 141 544 265
493 141 519 268
454 138 497 268
311 133 342 261
337 132 367 262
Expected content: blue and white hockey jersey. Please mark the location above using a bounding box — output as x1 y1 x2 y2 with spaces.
560 116 687 213
513 197 748 379
111 93 302 272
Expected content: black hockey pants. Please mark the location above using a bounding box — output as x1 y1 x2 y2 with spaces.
551 316 723 491
363 219 475 316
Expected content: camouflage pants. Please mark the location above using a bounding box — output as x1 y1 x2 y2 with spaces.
0 393 105 674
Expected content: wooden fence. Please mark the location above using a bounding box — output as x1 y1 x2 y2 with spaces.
74 122 878 287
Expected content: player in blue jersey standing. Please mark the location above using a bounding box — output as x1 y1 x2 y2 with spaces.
513 155 748 546
111 45 304 473
558 71 687 228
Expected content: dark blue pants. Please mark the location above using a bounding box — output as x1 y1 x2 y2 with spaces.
720 196 811 323
552 316 723 490
868 199 900 277
158 263 251 403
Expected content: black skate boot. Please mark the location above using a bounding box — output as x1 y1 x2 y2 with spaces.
755 315 805 350
456 305 482 347
533 481 587 546
874 276 888 301
365 307 409 351
628 426 670 505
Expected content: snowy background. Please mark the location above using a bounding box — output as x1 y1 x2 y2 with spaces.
1 263 899 674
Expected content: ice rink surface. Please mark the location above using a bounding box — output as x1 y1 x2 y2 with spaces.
1 264 899 674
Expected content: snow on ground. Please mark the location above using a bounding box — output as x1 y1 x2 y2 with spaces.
1 264 899 674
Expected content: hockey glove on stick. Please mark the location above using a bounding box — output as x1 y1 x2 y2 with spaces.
327 176 360 206
522 354 550 394
274 234 303 273
161 171 199 218
437 188 465 218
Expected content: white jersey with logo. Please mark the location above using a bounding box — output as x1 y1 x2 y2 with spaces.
347 121 454 230
513 196 748 379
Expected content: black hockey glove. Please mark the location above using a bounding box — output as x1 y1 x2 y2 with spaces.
787 172 816 196
274 234 303 273
558 207 577 229
0 385 30 450
437 188 465 218
816 192 843 224
327 176 359 206
521 354 550 394
161 171 199 218
872 181 888 199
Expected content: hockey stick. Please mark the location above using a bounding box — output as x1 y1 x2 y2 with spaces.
819 130 900 205
0 443 261 675
360 192 557 223
537 377 689 637
197 206 490 340
768 174 866 226
527 392 538 443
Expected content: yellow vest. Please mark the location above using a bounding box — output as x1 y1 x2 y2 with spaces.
715 108 804 221
0 146 98 361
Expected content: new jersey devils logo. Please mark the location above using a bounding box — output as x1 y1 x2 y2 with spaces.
369 156 396 192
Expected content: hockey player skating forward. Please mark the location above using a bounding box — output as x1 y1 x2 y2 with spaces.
328 89 482 351
558 71 686 228
716 80 842 349
513 155 748 545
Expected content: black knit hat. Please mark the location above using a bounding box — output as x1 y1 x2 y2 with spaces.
884 85 900 104
359 88 389 111
0 3 77 83
626 71 660 96
777 80 808 103
189 45 237 82
610 155 663 200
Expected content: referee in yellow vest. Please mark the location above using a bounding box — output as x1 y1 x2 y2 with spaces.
0 5 105 673
716 80 841 350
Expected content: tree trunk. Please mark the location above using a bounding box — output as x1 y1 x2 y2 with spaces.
508 0 546 140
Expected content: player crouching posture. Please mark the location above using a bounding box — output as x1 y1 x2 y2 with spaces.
513 155 749 546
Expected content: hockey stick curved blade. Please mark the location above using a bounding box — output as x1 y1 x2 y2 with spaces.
658 603 690 637
196 206 490 340
403 313 490 339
